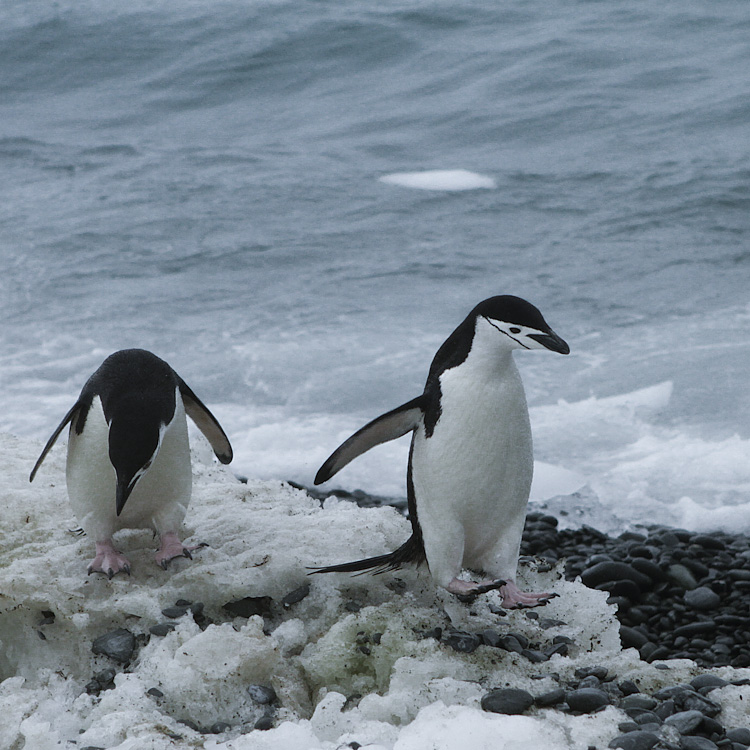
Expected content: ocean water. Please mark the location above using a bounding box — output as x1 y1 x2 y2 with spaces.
2 0 750 534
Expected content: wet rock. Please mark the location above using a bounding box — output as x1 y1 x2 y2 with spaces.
254 716 273 731
690 674 728 692
247 685 277 705
481 688 534 715
575 665 609 681
684 587 721 611
682 691 721 717
92 628 136 664
534 687 565 707
667 564 699 590
681 738 718 750
222 596 273 618
281 583 310 608
663 710 704 734
444 630 481 654
727 728 750 745
618 680 640 696
566 688 609 713
147 688 164 698
149 622 177 636
608 730 659 750
620 694 657 711
620 626 649 649
161 605 190 619
673 622 716 638
497 634 524 654
581 562 651 592
480 629 501 648
209 722 232 734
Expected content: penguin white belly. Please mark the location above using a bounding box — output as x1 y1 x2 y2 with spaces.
411 358 533 586
66 395 192 541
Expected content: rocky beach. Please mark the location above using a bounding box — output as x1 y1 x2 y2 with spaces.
1 432 749 750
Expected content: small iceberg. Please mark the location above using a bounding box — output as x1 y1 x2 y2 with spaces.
379 169 497 191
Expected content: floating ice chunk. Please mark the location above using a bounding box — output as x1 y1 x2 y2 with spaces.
530 461 587 501
379 169 496 191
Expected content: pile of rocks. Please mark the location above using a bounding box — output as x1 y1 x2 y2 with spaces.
521 512 750 668
480 666 750 750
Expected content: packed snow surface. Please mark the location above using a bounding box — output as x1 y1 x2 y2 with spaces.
1 432 748 749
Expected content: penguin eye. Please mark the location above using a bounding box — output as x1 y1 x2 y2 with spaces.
509 327 521 334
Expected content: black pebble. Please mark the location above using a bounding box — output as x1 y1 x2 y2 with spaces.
481 688 534 715
664 710 705 734
444 630 482 654
608 730 660 750
727 728 750 744
149 623 177 636
247 684 277 705
580 562 651 592
147 688 164 698
282 583 310 608
161 606 190 619
566 688 609 713
92 628 136 664
209 722 232 734
535 687 566 707
575 666 609 681
684 587 721 611
254 716 274 731
681 738 718 750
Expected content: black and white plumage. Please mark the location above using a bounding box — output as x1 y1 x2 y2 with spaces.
312 296 569 606
30 349 233 578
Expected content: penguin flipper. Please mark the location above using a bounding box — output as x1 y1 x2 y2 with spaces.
29 401 84 482
314 396 426 485
178 380 233 464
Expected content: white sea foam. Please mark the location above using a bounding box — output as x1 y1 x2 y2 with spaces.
379 170 497 191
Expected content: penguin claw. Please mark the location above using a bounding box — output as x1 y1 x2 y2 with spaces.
154 532 204 569
87 541 132 579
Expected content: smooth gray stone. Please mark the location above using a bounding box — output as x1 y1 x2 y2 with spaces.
92 628 136 664
481 688 534 715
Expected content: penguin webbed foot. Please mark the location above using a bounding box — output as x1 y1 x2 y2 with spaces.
446 577 507 601
88 540 132 580
496 581 558 609
155 533 206 570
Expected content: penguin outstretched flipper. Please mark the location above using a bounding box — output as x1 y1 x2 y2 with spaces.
177 379 233 464
314 396 426 484
29 401 85 482
311 296 569 608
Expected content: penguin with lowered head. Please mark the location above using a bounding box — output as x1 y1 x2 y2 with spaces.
30 349 233 578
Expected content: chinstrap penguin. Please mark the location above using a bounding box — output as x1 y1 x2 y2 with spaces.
312 295 569 607
30 349 233 578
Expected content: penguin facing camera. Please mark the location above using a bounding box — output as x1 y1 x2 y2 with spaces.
30 349 233 578
312 295 569 608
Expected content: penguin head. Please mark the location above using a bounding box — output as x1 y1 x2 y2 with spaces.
108 410 168 516
473 295 570 355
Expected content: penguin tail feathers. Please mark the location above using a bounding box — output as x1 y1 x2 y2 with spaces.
308 534 425 577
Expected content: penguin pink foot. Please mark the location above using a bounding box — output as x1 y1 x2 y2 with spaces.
88 539 131 579
495 580 557 609
155 531 206 569
446 577 507 598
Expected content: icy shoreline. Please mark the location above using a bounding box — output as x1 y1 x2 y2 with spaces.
1 432 748 750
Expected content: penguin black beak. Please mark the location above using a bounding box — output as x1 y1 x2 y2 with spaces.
529 331 570 355
115 477 138 516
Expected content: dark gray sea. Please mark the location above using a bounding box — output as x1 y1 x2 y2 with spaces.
2 0 749 532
